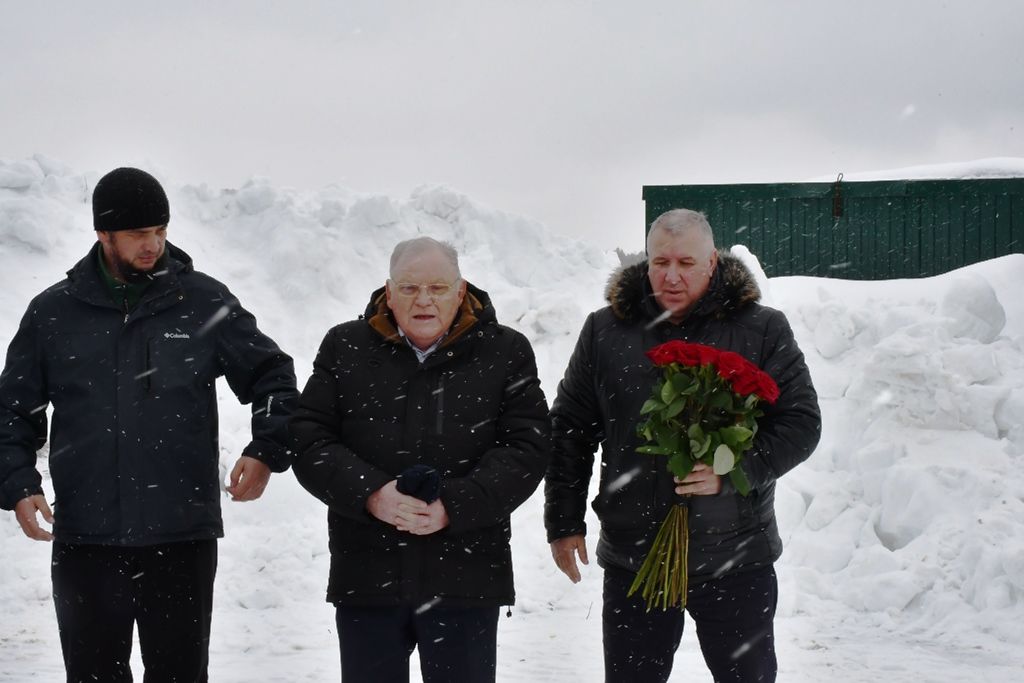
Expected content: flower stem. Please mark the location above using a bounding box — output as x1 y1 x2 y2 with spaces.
627 504 689 611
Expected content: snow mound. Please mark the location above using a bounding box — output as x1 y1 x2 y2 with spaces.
2 156 1023 680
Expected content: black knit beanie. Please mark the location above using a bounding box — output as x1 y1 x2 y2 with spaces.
92 167 170 231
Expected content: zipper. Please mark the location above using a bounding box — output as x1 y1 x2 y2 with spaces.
144 341 152 392
434 373 445 434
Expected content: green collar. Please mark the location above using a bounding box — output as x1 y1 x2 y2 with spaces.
96 247 152 312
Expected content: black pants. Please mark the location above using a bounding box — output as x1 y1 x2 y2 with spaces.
335 603 500 683
603 563 778 683
51 540 218 683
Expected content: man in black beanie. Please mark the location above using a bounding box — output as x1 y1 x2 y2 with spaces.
0 167 298 682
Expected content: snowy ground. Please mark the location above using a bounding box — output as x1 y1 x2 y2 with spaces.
1 156 1022 681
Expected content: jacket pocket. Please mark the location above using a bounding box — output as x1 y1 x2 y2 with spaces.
146 333 214 395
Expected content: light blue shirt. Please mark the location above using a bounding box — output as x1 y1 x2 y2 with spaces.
398 327 446 363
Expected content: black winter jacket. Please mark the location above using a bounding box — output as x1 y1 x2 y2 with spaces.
544 253 820 582
291 283 550 607
0 242 297 545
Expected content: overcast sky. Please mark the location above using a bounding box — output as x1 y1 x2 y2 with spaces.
2 1 1022 250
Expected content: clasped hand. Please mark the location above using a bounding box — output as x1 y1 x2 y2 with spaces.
367 480 449 535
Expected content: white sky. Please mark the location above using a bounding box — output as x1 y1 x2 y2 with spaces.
2 0 1022 250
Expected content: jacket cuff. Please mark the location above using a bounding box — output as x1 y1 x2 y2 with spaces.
0 482 45 511
242 440 292 473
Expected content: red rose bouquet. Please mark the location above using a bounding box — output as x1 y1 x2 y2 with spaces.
629 340 779 610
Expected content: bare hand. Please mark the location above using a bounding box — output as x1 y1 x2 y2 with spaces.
15 494 54 541
366 480 429 530
550 534 588 583
400 498 449 536
674 462 722 496
226 455 272 501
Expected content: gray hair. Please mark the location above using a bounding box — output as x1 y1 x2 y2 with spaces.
389 236 462 279
647 209 715 254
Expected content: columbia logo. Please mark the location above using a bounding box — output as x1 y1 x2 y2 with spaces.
164 332 191 339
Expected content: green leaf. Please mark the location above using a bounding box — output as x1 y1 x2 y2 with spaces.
679 382 700 396
730 466 752 496
640 398 665 415
663 397 687 419
637 421 653 442
720 425 753 448
636 445 674 456
660 379 677 405
691 434 711 459
687 423 705 440
670 372 693 392
708 391 732 410
668 452 695 479
653 422 679 451
712 444 735 475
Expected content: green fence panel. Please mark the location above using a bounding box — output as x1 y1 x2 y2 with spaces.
642 178 1024 279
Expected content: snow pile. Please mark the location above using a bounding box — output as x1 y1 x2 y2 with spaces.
766 256 1024 648
1 155 1023 681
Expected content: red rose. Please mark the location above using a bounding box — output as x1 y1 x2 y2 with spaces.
754 371 780 403
645 341 686 366
713 350 749 381
694 344 720 366
645 341 719 368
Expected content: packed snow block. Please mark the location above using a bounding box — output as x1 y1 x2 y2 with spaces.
347 194 401 227
1002 543 1024 592
787 505 869 573
875 466 949 550
317 198 348 227
939 274 1006 343
994 388 1024 450
803 481 856 531
490 287 531 326
927 383 1004 438
521 298 586 339
0 198 70 253
0 159 43 189
811 301 857 359
773 482 807 543
409 184 468 222
940 345 1001 384
848 569 928 612
845 440 903 505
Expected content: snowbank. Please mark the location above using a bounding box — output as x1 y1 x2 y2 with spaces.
1 155 1022 681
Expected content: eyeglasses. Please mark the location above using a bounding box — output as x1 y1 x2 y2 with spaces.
389 280 461 299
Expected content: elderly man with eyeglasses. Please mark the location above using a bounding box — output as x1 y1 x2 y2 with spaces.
290 236 550 683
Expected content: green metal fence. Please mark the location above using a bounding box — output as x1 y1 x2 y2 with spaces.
642 177 1024 279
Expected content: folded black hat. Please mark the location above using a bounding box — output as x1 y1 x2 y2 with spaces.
396 464 442 504
93 167 170 232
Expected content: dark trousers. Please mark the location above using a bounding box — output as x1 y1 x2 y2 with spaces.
603 563 778 683
335 603 500 683
51 540 218 683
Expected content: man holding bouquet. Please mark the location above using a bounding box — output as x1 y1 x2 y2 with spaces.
544 208 821 682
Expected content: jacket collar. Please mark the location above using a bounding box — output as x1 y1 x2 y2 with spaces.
604 250 761 323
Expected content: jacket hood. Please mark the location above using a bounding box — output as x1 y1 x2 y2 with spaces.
362 281 497 349
605 250 761 322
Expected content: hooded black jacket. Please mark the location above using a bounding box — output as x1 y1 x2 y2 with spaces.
291 283 550 607
0 242 297 545
544 253 820 582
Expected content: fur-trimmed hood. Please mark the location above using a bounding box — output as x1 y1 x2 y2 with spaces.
604 250 761 322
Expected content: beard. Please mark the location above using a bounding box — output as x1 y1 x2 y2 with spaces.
110 249 169 284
